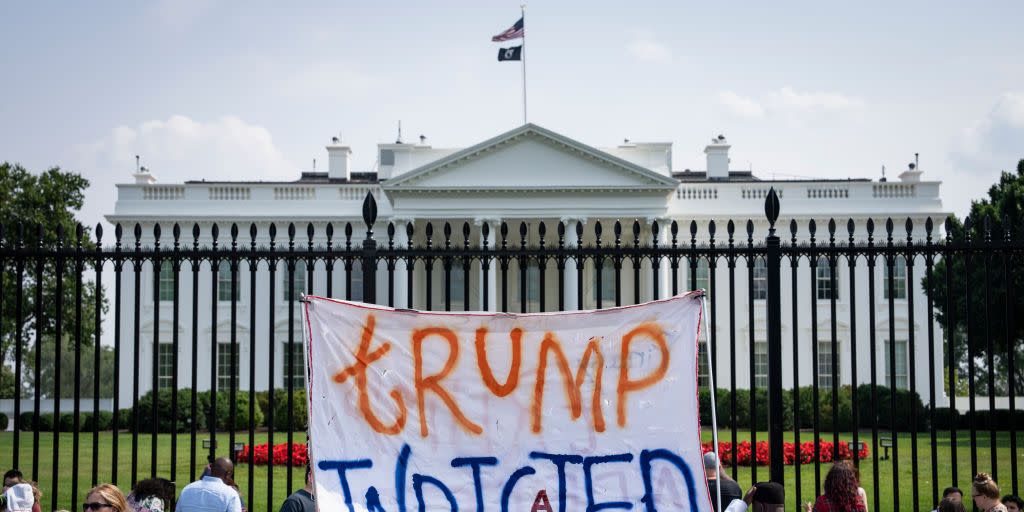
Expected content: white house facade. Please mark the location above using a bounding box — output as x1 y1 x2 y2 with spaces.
106 123 949 407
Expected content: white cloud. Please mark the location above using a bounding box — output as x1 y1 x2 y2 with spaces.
628 37 672 63
72 115 296 226
717 91 765 118
769 86 864 112
952 91 1024 174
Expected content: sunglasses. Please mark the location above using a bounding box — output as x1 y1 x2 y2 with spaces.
82 503 113 511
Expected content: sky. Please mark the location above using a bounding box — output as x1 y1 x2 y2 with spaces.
2 0 1023 227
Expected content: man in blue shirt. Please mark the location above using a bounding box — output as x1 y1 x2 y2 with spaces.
177 458 243 512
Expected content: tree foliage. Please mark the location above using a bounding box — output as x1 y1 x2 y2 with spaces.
1 162 107 398
929 158 1024 396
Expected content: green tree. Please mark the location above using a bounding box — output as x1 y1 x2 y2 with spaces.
0 162 108 398
929 158 1024 396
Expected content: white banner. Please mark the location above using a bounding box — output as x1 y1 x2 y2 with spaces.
302 292 711 512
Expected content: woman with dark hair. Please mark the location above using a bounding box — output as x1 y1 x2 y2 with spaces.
126 478 175 512
803 461 867 512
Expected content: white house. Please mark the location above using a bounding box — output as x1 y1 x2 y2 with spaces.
106 123 949 408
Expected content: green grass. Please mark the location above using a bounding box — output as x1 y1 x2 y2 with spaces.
1 429 1021 511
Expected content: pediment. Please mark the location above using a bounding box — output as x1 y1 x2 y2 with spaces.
382 124 678 192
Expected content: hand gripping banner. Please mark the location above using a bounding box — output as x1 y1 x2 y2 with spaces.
301 292 712 512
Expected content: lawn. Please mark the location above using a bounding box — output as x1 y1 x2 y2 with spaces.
1 429 1021 511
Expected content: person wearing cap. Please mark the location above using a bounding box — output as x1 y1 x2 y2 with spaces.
725 482 786 512
705 452 743 511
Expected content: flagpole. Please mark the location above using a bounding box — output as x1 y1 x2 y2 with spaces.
521 4 527 124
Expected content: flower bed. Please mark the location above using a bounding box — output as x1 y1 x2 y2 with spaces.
701 439 869 466
236 442 308 466
237 439 868 467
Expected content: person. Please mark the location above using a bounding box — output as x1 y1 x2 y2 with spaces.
3 483 35 512
278 465 315 512
127 478 175 512
1003 495 1024 512
971 473 1007 512
937 497 968 512
83 484 131 512
932 487 965 512
723 482 785 512
704 452 743 511
804 461 867 512
177 457 242 512
1 471 41 512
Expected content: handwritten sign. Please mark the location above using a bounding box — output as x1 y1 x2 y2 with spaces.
302 292 711 512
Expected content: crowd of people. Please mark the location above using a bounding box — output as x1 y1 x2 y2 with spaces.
1 458 315 512
3 456 1023 511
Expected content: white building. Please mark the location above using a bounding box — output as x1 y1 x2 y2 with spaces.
107 123 948 407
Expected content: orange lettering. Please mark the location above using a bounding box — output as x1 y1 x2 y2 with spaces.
413 327 483 437
475 327 522 397
333 315 407 435
531 333 605 433
617 322 670 428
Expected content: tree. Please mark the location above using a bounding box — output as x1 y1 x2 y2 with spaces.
0 162 108 398
929 158 1024 396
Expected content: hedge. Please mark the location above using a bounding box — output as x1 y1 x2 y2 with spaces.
0 412 7 430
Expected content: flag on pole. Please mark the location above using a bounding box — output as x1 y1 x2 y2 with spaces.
497 45 522 61
491 16 524 42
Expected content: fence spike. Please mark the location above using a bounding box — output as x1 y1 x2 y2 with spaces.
520 221 528 247
670 220 678 246
269 223 277 242
500 222 508 244
443 222 452 246
405 222 414 243
462 221 471 240
613 220 622 247
212 223 220 246
481 221 489 241
963 216 973 242
575 220 583 242
828 219 836 243
426 222 434 240
944 217 952 243
538 221 547 241
925 217 933 243
689 220 697 242
344 222 353 244
808 219 817 243
652 220 660 245
594 220 603 241
983 215 992 243
727 220 735 241
132 223 140 243
847 219 855 241
765 187 781 229
905 218 914 241
1003 215 1011 242
362 191 378 233
96 223 104 245
76 223 85 244
885 217 894 243
115 223 123 245
789 219 798 245
708 220 716 243
557 221 565 241
632 220 641 245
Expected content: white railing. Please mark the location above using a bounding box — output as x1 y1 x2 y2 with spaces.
873 183 916 198
677 187 718 200
274 187 316 200
208 186 251 200
807 187 849 199
741 188 782 200
339 186 380 201
142 186 185 200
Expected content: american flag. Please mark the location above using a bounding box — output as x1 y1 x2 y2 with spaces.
491 17 524 42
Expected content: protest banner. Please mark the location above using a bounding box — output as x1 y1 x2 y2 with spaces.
302 291 712 512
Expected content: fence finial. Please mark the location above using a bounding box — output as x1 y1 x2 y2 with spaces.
362 191 378 237
765 187 780 234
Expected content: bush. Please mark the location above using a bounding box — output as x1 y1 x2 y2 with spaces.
81 411 114 431
855 384 928 432
201 390 264 431
132 389 201 433
19 412 54 431
271 389 307 431
0 412 7 430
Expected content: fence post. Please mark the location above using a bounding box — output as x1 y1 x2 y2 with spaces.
764 187 785 485
361 191 378 304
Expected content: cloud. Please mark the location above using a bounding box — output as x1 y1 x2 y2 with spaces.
769 86 865 112
628 37 672 63
717 91 765 118
72 115 296 226
951 91 1024 174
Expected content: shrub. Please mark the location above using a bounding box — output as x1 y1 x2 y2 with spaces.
81 411 114 431
133 389 200 433
19 412 54 431
201 390 264 431
271 389 307 431
855 384 928 431
0 412 7 430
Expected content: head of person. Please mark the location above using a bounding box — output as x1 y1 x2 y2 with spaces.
937 496 968 512
209 457 234 482
84 484 129 512
750 481 785 512
1003 495 1024 512
943 486 964 502
971 473 1001 510
3 469 24 489
131 478 175 504
823 461 861 511
703 452 720 479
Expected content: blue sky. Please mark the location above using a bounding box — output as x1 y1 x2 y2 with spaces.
2 1 1022 224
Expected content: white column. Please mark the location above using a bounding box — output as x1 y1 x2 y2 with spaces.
392 217 411 308
476 218 499 311
562 217 584 310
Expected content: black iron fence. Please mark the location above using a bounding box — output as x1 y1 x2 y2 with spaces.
0 189 1021 511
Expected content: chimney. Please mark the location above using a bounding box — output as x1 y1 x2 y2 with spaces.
704 134 730 180
133 166 156 184
898 154 922 183
326 139 353 180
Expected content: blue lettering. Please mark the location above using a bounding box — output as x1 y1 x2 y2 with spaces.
318 459 373 512
452 456 499 511
583 453 634 511
501 466 537 512
412 474 459 512
638 449 699 512
396 444 411 512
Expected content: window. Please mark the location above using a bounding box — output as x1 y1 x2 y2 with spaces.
817 341 836 390
697 340 709 388
348 265 364 300
597 259 615 305
883 257 908 300
525 262 542 311
694 259 710 293
157 344 175 390
885 339 909 390
284 342 306 390
157 266 175 302
450 265 466 310
283 260 307 302
216 342 239 391
752 258 767 300
754 341 768 388
815 257 837 300
217 261 238 302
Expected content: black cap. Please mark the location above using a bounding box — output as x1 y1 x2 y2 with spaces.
753 482 785 504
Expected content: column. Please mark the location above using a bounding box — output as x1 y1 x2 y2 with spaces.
392 217 411 308
561 217 584 310
476 218 499 311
